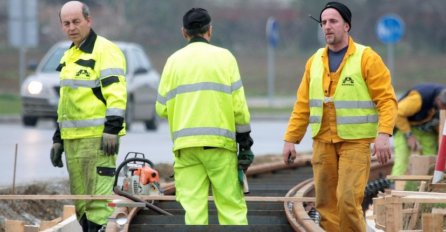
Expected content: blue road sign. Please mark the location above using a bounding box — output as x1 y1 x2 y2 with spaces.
376 14 404 44
266 17 279 48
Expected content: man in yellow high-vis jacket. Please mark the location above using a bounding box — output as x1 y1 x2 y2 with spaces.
156 8 253 225
49 1 127 231
282 2 397 232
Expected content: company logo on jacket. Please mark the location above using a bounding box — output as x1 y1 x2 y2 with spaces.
341 76 354 86
75 69 90 78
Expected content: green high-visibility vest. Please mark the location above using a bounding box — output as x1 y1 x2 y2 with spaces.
309 43 378 139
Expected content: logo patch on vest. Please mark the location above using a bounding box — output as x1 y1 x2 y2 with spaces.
75 69 90 79
341 76 354 86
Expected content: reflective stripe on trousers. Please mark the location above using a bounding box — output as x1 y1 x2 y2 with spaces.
312 140 370 232
64 137 116 225
173 147 248 225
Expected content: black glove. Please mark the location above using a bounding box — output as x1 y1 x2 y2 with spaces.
238 149 255 170
101 133 119 156
236 131 254 151
50 143 64 168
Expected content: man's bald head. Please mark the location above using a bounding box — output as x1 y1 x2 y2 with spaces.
59 1 90 22
59 1 92 47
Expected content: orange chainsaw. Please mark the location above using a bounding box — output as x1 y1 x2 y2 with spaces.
113 152 171 215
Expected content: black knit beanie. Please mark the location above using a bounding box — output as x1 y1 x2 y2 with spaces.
320 2 352 31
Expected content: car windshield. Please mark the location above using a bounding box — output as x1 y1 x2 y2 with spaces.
40 46 68 73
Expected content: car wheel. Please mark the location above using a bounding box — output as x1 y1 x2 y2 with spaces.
22 115 38 127
145 115 158 131
125 99 134 131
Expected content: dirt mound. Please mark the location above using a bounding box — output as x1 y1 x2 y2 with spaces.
0 180 71 232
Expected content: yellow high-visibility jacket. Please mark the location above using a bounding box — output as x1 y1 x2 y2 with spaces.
57 30 127 139
156 38 251 152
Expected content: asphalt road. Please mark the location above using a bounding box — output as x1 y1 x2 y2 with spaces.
0 119 313 187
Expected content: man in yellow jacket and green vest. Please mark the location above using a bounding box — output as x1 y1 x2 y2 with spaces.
282 2 397 231
391 84 446 180
156 8 254 225
49 1 127 231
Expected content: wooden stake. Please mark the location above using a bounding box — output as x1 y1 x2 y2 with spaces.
5 219 24 232
12 143 18 194
422 213 443 232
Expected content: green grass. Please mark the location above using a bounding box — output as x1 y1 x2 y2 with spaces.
0 93 21 115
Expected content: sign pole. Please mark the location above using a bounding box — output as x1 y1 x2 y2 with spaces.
267 43 275 107
8 0 38 84
376 14 404 78
387 43 394 77
266 17 279 107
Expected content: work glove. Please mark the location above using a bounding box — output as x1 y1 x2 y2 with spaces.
238 149 255 171
101 133 119 156
236 132 254 152
238 165 250 194
50 143 64 168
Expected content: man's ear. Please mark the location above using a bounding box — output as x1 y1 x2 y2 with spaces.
181 27 189 40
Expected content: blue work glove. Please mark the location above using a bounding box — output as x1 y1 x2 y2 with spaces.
50 143 64 168
101 133 119 156
238 149 255 170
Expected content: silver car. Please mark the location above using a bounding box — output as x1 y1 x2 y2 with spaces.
20 41 160 130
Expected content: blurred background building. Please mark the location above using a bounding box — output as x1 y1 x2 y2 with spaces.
0 0 445 99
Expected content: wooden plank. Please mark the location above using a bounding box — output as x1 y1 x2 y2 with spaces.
23 225 39 232
5 220 24 232
386 175 432 181
430 183 446 192
409 155 436 175
39 217 62 231
408 181 426 229
373 197 386 230
62 205 75 220
385 196 403 232
0 194 315 202
432 208 446 215
422 213 443 232
390 190 446 197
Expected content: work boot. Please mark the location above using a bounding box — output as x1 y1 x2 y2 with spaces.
78 214 88 232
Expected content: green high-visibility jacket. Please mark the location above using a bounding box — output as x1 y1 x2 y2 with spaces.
156 39 251 152
309 43 378 139
57 31 127 139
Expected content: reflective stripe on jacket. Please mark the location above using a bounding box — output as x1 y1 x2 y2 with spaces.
156 40 251 152
58 33 127 139
309 43 378 139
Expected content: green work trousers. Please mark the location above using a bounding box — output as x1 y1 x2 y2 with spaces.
174 147 248 225
64 137 116 225
391 128 437 176
312 140 371 232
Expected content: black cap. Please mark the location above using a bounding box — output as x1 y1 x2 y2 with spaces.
183 8 211 30
320 2 352 31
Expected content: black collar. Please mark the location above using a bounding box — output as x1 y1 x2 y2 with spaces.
69 29 97 53
189 37 209 44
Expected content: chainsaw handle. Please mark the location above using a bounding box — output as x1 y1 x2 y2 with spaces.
113 157 156 188
123 151 146 160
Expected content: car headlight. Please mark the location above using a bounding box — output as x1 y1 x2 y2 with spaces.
27 81 43 95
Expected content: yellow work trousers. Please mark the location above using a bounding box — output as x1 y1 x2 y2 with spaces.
64 137 116 225
312 140 371 232
174 147 248 225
